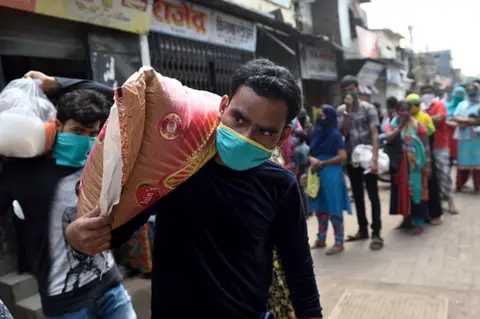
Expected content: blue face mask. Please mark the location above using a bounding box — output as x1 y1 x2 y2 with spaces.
53 132 96 168
216 123 274 171
291 137 298 144
468 92 478 99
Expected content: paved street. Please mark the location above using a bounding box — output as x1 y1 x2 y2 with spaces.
127 172 480 319
311 174 479 319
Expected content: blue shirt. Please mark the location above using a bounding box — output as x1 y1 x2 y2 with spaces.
111 159 321 318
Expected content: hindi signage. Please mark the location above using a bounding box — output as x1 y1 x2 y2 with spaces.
151 0 257 52
299 44 338 81
34 0 151 34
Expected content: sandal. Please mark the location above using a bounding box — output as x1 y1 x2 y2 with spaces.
410 227 424 235
346 232 369 242
370 236 384 250
395 218 412 230
311 240 326 249
326 245 344 255
428 218 442 225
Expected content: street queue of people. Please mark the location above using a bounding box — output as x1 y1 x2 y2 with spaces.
293 75 480 256
0 58 479 318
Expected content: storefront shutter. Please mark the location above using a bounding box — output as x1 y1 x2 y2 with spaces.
0 7 84 60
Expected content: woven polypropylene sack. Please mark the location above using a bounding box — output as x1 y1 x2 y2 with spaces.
77 67 220 229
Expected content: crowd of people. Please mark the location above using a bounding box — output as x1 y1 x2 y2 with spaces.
285 75 480 257
0 57 478 318
0 60 323 319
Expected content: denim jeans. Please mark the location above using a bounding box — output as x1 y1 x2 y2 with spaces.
45 284 136 319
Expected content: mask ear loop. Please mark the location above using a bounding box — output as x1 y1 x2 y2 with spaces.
278 124 293 147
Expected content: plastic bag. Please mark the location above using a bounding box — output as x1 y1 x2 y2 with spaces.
77 67 220 229
351 144 390 174
307 168 320 198
0 78 57 157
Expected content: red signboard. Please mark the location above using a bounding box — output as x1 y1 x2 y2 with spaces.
0 0 36 12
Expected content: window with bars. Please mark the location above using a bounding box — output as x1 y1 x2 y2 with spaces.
149 33 254 96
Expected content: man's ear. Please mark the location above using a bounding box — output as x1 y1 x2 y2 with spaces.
55 119 63 132
277 124 293 147
219 95 229 115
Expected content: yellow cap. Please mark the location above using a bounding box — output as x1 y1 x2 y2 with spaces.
406 93 421 104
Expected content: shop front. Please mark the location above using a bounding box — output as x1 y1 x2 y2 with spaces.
0 1 149 89
148 0 256 95
386 65 406 101
0 1 148 270
256 25 300 81
299 44 339 107
349 60 385 104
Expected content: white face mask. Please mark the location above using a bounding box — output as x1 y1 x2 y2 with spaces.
421 94 435 109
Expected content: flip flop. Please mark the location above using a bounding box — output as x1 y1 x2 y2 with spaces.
326 245 344 255
370 236 384 250
346 232 369 242
447 208 459 215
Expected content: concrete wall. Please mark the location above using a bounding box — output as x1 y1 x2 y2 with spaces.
226 0 296 27
373 31 399 60
311 0 341 44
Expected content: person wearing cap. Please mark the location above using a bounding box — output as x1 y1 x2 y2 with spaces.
337 75 383 251
407 93 444 225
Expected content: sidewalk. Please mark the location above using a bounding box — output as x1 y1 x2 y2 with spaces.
309 182 480 319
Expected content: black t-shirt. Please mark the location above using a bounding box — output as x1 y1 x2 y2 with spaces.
111 159 322 319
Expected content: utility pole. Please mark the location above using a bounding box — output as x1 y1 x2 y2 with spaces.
408 25 422 86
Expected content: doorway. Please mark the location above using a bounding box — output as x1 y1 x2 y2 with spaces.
1 56 88 87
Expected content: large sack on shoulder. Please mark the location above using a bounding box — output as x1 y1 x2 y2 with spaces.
77 67 220 229
0 78 57 157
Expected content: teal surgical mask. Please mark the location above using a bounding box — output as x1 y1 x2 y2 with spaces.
453 95 464 104
216 123 274 171
468 92 478 99
53 132 96 168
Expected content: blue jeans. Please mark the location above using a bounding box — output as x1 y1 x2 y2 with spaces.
46 284 136 319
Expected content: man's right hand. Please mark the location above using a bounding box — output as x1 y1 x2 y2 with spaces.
65 207 114 256
24 71 58 92
344 95 354 111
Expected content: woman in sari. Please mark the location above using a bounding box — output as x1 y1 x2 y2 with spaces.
308 105 351 255
407 94 443 224
452 83 480 192
446 86 466 163
385 100 432 234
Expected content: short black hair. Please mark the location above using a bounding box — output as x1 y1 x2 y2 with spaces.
397 99 412 110
230 58 303 124
56 89 110 127
340 75 358 88
296 130 307 143
420 84 434 91
386 96 398 109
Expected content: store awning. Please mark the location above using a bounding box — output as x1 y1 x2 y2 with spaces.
258 25 296 56
359 84 379 95
192 0 344 52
